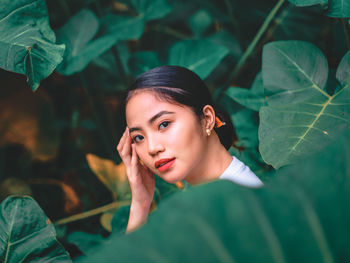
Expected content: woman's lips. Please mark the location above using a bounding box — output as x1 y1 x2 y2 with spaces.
155 158 175 172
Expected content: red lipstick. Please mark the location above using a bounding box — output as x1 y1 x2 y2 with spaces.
155 158 175 172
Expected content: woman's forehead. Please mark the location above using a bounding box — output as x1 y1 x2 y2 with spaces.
125 91 190 125
127 92 175 116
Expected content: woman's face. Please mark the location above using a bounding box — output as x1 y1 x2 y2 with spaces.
126 90 208 183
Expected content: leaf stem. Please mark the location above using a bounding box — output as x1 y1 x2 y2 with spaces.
341 18 350 50
224 0 287 87
54 200 130 225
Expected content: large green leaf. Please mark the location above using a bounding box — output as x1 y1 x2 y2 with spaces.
288 0 350 17
0 196 71 262
259 41 350 169
327 0 350 17
168 39 229 79
56 9 117 75
0 0 65 91
79 131 350 263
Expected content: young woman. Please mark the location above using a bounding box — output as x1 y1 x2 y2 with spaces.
117 65 263 232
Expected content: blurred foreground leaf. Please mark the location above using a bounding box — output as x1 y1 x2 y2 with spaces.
0 196 71 262
0 0 65 91
79 131 350 263
259 41 350 169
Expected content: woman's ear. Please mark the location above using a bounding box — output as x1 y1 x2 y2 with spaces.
202 105 216 131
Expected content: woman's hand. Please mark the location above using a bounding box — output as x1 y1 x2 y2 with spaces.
117 127 155 232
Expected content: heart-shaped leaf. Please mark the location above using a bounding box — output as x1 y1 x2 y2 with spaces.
0 0 65 91
259 41 350 168
168 39 229 79
0 196 71 262
56 10 117 75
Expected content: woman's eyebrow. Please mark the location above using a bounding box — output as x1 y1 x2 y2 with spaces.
129 111 175 133
149 111 175 125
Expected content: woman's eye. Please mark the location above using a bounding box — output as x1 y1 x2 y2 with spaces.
159 121 170 130
132 135 144 143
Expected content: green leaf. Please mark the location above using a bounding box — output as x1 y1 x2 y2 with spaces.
232 109 259 148
131 0 172 20
68 231 105 255
101 0 171 41
226 73 269 111
259 41 350 169
56 10 117 75
78 131 350 263
230 109 269 175
262 41 329 104
189 9 213 37
0 0 65 91
327 0 350 17
288 0 350 17
207 30 241 58
168 39 229 79
128 51 161 76
101 15 145 41
0 196 71 262
288 0 327 6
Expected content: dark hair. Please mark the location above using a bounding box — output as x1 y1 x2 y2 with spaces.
126 65 237 150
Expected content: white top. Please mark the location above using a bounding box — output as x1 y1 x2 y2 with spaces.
218 156 263 188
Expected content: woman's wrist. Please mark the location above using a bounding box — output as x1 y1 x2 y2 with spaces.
126 200 152 232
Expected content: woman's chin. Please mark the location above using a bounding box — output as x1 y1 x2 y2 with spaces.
157 170 185 184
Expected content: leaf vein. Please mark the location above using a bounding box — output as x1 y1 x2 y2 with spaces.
274 47 330 98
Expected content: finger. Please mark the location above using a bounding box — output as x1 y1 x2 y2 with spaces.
131 144 138 168
120 129 132 158
128 144 139 184
116 127 128 153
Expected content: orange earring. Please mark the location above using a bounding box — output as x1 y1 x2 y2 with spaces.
215 117 226 128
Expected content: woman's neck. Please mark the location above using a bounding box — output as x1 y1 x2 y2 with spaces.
184 132 233 186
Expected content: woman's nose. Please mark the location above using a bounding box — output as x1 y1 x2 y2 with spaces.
147 136 164 156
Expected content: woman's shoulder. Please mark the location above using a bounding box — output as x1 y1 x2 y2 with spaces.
218 156 263 188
